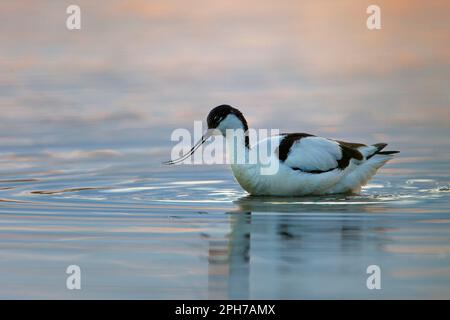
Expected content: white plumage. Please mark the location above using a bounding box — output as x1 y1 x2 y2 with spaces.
284 137 343 172
230 135 394 196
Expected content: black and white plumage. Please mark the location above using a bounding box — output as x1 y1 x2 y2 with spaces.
165 105 399 196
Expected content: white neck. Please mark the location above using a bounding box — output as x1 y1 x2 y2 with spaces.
224 129 250 165
226 131 259 194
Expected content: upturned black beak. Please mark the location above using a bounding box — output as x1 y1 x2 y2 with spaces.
163 129 214 165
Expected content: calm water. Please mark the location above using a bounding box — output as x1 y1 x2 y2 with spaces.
1 0 450 299
0 143 449 299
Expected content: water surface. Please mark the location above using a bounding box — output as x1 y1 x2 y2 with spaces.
1 145 449 299
1 0 450 299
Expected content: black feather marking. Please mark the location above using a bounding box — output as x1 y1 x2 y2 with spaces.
291 167 336 174
372 143 388 151
277 133 315 162
336 140 367 149
377 151 400 155
366 143 400 159
337 143 363 169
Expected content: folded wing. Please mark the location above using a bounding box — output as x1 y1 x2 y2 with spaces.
277 134 363 173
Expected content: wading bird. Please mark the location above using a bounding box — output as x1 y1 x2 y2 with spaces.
164 105 399 196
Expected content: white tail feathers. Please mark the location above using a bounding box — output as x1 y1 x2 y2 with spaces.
328 153 394 194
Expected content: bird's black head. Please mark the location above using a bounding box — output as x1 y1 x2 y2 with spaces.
163 104 249 165
206 105 248 131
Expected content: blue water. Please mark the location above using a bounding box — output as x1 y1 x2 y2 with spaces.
1 0 450 299
1 144 449 299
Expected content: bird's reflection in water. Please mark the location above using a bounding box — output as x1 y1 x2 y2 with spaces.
235 194 379 213
208 212 251 299
207 195 389 299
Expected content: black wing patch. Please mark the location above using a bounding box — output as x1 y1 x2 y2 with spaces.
277 133 315 162
337 143 363 169
290 167 336 174
336 140 367 149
